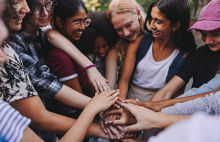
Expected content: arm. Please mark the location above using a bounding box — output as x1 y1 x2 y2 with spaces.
10 96 113 139
150 75 185 101
123 103 191 132
141 90 219 112
105 49 118 90
60 90 119 142
117 36 144 99
45 29 110 92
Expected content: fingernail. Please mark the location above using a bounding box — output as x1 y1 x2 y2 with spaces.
105 121 108 124
124 127 127 132
108 121 112 123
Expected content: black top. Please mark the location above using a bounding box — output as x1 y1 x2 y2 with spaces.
177 45 220 88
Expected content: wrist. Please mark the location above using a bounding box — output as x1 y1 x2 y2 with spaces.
83 64 96 71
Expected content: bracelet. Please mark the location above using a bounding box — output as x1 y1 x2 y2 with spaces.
83 64 96 71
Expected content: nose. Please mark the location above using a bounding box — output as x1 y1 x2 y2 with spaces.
123 28 130 37
21 0 30 14
204 34 214 45
149 20 156 30
79 23 85 30
41 6 49 16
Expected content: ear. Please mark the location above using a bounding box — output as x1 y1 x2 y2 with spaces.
136 8 141 20
56 17 63 29
173 21 181 31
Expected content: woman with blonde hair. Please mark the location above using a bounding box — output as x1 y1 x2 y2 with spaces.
105 0 146 90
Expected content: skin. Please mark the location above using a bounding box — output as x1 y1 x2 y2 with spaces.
54 8 88 94
4 0 120 140
111 10 141 42
150 28 220 101
93 36 110 60
45 29 110 93
117 6 180 100
60 7 87 41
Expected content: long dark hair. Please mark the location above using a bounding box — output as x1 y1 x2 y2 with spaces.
51 0 87 32
145 0 196 52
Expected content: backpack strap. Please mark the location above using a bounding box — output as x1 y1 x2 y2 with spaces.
166 50 189 83
129 33 153 88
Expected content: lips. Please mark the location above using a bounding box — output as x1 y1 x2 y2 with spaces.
75 31 83 37
152 30 160 35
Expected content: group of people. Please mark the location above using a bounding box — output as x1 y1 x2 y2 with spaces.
0 0 219 141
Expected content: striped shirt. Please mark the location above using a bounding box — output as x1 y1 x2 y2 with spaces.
0 100 30 142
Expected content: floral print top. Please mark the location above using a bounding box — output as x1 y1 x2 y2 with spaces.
0 43 37 103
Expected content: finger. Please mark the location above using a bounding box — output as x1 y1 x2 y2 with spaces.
95 79 104 92
123 103 136 115
113 103 121 109
125 124 140 132
100 120 107 134
106 126 114 139
104 108 123 117
109 125 120 139
135 98 142 106
110 91 119 100
92 81 99 93
105 114 113 123
107 114 119 124
116 125 126 134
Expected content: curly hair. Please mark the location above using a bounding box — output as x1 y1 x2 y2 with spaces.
77 11 119 55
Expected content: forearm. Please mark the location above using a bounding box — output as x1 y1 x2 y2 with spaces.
60 105 98 142
155 113 191 128
150 76 185 101
55 85 91 109
117 80 129 99
46 29 92 68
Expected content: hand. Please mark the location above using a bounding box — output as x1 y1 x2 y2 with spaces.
104 108 136 125
100 120 128 140
88 90 119 113
123 99 143 106
86 67 110 93
123 103 159 132
122 138 144 142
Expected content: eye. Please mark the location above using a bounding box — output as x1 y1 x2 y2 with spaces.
116 28 122 32
74 22 80 26
125 23 132 28
156 19 162 24
102 43 109 48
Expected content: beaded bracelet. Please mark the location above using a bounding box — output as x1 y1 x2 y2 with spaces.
83 64 96 71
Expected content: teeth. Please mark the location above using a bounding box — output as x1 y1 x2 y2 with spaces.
76 32 82 34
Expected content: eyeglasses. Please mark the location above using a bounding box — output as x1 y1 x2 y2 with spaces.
33 1 57 15
71 18 91 29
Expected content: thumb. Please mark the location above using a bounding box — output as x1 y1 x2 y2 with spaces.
112 119 125 125
123 103 136 115
125 124 141 132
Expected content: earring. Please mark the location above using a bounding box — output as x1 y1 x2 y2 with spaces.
173 29 175 32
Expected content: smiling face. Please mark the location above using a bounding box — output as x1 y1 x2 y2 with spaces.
149 6 176 41
93 36 110 59
111 12 141 42
27 0 52 28
7 0 30 31
200 28 220 52
61 7 87 41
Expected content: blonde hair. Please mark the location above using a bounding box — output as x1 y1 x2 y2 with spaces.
107 0 146 61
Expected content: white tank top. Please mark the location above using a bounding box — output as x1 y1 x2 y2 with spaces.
133 42 180 89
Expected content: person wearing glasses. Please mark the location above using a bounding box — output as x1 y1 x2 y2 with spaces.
6 0 112 140
45 0 94 137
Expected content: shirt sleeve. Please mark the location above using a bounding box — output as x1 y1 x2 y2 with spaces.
177 74 220 98
176 50 200 84
8 36 62 99
0 100 31 142
0 44 38 103
162 91 220 115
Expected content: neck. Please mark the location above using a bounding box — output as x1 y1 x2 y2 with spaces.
154 35 175 51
